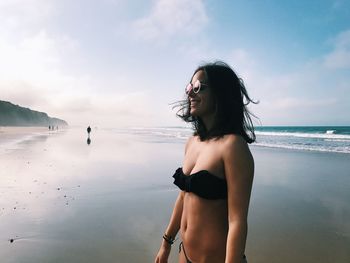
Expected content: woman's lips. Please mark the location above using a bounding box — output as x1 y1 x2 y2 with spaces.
190 100 200 107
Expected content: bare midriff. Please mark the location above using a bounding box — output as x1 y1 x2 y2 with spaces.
180 192 228 263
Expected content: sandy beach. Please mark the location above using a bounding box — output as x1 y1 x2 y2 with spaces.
0 127 349 262
0 126 49 144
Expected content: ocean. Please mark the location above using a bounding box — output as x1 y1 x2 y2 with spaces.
117 126 350 154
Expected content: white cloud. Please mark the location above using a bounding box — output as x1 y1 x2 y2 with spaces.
247 66 344 125
221 41 350 126
0 0 53 35
324 29 350 69
0 26 161 127
0 29 83 106
53 91 157 127
229 49 256 69
1 1 348 127
0 0 80 98
0 81 49 108
227 49 258 82
270 97 338 110
1 30 67 79
131 0 208 42
0 0 181 127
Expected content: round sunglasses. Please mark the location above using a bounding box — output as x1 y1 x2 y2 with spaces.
185 79 209 95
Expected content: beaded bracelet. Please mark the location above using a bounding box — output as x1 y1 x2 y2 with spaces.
162 233 175 245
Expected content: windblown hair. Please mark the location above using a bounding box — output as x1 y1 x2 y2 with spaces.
175 61 258 143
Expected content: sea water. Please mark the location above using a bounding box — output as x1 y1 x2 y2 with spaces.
254 126 350 154
115 126 350 154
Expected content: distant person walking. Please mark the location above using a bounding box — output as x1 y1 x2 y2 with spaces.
86 126 92 145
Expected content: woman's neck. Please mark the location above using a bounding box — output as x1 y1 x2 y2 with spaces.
201 113 216 131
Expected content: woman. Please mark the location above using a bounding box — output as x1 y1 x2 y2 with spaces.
155 61 257 263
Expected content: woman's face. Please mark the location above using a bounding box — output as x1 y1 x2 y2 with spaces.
188 70 216 117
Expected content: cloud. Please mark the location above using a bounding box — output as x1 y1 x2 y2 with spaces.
226 49 258 81
246 66 344 124
269 97 338 110
0 2 94 124
0 30 76 79
221 40 350 125
0 29 83 106
53 91 157 127
131 0 208 42
323 29 350 69
0 16 160 128
0 0 53 36
0 81 49 108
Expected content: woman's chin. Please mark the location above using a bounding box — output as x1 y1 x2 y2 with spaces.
190 108 199 116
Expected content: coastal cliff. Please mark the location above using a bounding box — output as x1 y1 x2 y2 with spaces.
0 100 68 126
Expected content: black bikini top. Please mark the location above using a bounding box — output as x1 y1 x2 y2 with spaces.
172 167 227 200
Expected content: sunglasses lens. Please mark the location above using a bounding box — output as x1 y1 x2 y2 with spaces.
193 80 201 93
185 83 192 94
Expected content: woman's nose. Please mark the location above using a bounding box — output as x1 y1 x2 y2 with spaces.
187 89 197 98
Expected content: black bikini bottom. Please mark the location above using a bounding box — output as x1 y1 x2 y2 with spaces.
179 242 247 263
179 242 192 263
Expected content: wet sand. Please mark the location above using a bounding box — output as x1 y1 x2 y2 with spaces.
0 127 50 151
247 147 350 262
0 127 349 262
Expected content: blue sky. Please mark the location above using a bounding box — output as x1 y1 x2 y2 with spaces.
0 0 349 127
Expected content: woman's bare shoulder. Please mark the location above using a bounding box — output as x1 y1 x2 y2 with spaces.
222 134 247 148
221 134 252 160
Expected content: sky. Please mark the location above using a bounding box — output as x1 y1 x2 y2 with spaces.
0 0 349 127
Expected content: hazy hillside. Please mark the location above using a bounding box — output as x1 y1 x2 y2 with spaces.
0 100 68 127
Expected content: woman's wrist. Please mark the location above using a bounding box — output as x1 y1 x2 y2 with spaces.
161 239 172 249
162 233 175 245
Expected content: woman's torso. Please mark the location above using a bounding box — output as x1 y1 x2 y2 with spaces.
179 135 238 263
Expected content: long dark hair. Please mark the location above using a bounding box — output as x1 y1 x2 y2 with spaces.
175 61 258 143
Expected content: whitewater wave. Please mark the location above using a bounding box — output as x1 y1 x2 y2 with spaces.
255 131 350 140
111 127 350 154
124 127 191 140
254 142 350 154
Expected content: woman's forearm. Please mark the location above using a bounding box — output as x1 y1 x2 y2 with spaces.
162 191 184 245
225 220 247 263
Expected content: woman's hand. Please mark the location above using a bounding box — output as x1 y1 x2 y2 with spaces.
155 242 171 263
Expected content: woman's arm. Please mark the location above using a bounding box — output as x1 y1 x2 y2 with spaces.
154 188 184 263
162 136 193 241
223 135 254 263
163 190 184 243
155 137 193 263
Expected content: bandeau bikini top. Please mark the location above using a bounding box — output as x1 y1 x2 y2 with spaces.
172 167 227 200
